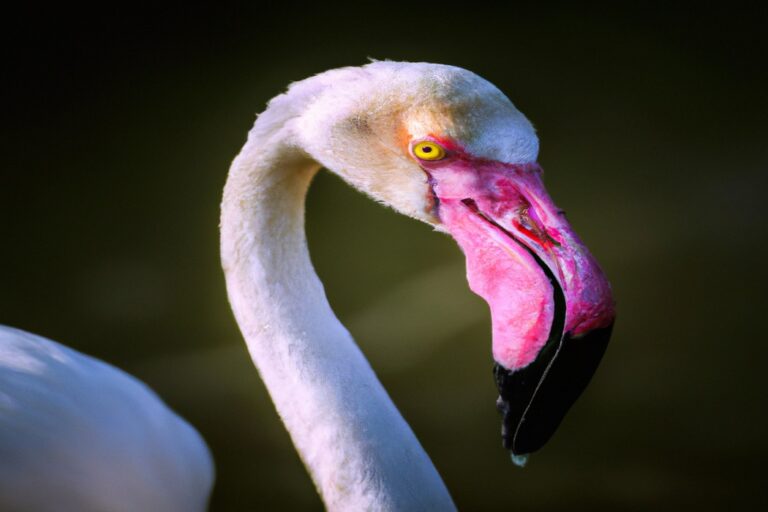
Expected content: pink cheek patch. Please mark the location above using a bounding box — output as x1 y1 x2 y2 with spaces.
438 198 555 370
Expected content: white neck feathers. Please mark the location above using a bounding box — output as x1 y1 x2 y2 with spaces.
220 84 455 510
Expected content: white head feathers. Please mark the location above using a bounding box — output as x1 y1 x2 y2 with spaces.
251 61 539 224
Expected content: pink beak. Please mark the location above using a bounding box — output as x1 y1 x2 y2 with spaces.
426 156 615 456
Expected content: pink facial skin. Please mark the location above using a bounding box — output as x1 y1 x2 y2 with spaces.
419 141 615 371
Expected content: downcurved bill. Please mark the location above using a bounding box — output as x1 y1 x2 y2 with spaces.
429 160 615 457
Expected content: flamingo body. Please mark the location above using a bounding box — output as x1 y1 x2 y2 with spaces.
0 325 213 512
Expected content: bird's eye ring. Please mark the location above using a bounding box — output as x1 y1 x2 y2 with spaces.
412 141 446 161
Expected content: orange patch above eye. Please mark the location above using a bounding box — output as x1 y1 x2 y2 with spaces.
413 141 446 161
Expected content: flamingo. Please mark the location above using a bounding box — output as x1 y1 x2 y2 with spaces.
0 61 614 511
221 61 614 510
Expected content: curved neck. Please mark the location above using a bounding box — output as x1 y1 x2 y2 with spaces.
220 117 455 510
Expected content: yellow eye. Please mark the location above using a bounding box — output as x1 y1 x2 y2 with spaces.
412 141 446 161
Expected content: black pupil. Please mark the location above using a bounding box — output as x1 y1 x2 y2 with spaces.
423 146 433 153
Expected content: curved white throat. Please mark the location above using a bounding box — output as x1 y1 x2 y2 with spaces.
220 107 455 510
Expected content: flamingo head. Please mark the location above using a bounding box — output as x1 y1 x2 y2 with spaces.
295 62 615 458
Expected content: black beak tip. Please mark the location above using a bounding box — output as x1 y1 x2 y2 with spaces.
494 323 613 456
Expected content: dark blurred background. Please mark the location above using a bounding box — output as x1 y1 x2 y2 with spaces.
2 3 766 511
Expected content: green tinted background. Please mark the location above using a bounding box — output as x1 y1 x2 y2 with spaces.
2 4 766 511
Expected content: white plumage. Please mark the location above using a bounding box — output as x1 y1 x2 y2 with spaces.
221 61 539 510
0 325 213 511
